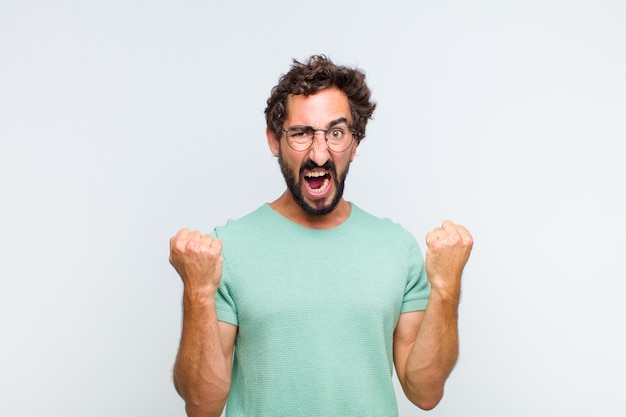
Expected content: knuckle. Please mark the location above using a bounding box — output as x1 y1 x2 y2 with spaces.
172 239 184 253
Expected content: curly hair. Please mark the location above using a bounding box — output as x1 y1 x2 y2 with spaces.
264 55 376 144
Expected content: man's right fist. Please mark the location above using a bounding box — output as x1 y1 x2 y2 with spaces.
169 228 223 294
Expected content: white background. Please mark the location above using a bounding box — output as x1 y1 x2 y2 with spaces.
1 1 625 416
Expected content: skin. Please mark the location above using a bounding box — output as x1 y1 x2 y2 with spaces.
169 87 473 416
169 230 237 417
267 88 357 230
394 220 473 409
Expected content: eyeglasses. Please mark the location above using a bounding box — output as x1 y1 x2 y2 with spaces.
281 123 358 153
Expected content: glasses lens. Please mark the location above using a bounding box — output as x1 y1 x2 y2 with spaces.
286 127 313 151
326 126 353 152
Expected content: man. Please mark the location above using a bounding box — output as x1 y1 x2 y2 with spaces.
169 55 473 417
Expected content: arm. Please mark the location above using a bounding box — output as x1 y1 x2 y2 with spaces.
169 228 238 417
393 220 472 410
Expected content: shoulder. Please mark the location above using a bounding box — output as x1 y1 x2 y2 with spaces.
212 204 297 256
213 204 275 236
348 204 414 241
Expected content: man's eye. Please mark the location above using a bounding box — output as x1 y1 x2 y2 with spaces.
289 128 309 138
329 128 345 139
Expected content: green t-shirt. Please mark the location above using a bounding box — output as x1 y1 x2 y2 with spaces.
214 203 430 416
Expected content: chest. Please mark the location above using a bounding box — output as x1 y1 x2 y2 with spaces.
225 238 409 337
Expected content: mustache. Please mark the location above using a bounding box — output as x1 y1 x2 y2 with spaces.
300 159 335 173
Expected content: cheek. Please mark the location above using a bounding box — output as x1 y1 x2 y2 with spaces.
282 150 305 172
343 143 358 164
333 153 353 175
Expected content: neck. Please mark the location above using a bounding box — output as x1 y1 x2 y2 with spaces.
270 191 351 230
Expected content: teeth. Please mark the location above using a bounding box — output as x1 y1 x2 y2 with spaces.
305 171 328 178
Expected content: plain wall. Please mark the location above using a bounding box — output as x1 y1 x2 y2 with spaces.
1 1 625 416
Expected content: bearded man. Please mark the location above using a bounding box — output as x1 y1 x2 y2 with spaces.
169 55 473 417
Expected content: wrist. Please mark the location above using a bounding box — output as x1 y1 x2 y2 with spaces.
428 278 461 306
183 285 218 306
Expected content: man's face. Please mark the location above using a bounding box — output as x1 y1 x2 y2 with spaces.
269 87 358 217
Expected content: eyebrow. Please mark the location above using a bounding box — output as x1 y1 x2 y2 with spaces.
288 118 349 130
327 117 348 128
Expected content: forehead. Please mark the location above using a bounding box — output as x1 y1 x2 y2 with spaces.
285 87 351 126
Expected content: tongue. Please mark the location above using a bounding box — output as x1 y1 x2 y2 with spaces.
307 176 325 190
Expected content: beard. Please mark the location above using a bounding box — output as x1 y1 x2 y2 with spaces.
277 150 350 217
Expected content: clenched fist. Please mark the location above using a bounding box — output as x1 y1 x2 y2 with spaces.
425 221 473 296
169 228 223 295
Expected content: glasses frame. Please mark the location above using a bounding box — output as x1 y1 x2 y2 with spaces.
281 123 359 153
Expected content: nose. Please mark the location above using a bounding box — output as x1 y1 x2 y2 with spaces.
308 131 331 166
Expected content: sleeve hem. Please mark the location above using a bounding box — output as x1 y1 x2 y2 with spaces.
401 299 429 313
216 309 239 326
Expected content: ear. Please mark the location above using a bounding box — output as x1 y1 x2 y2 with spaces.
267 127 280 156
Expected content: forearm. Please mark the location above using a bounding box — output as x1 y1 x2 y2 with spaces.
174 291 231 417
403 287 460 409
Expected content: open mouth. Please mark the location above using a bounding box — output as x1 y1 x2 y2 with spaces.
304 171 331 195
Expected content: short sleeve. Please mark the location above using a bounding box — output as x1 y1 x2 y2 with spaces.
401 236 430 313
213 227 239 326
